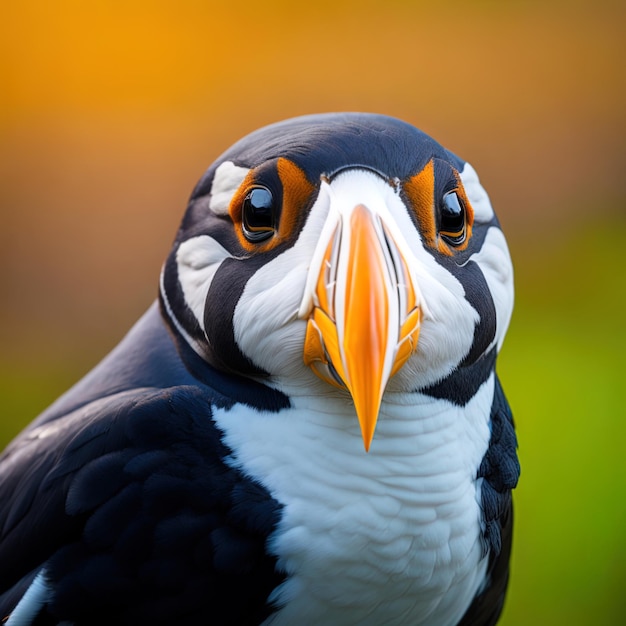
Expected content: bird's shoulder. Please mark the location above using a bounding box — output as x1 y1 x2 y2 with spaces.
0 383 285 625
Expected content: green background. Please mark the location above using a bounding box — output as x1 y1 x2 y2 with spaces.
1 1 625 623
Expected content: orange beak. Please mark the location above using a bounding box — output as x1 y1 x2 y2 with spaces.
301 196 422 451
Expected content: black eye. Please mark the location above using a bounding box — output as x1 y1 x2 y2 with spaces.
440 191 466 246
242 187 276 242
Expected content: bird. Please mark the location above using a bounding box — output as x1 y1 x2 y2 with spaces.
0 113 519 626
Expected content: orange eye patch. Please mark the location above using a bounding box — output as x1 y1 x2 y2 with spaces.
229 158 315 253
402 159 473 255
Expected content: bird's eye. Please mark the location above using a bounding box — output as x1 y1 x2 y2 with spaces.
440 191 466 246
242 187 276 242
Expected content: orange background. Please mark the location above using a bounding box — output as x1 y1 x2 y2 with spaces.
1 1 623 359
1 1 625 624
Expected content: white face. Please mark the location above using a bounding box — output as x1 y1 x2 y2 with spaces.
166 162 513 404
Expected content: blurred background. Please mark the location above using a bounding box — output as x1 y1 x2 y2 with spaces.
1 0 625 623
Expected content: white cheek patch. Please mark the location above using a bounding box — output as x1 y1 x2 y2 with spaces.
460 162 494 223
379 192 478 389
397 260 478 390
209 161 250 215
176 235 232 331
234 252 310 377
468 227 514 350
233 192 333 381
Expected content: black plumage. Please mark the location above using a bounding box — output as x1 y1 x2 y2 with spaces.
0 305 287 625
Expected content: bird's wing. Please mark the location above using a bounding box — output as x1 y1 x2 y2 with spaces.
0 385 285 625
458 374 519 626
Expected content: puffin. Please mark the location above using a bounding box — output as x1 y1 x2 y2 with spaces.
0 113 519 626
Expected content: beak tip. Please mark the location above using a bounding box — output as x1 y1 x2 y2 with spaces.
358 415 377 454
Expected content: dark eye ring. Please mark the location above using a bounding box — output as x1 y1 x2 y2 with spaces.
242 186 276 243
440 191 467 246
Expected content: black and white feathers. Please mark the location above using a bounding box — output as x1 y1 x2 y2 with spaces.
0 113 519 626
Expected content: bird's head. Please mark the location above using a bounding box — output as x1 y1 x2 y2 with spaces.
160 113 513 451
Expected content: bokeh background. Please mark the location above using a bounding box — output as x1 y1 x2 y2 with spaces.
1 0 625 623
